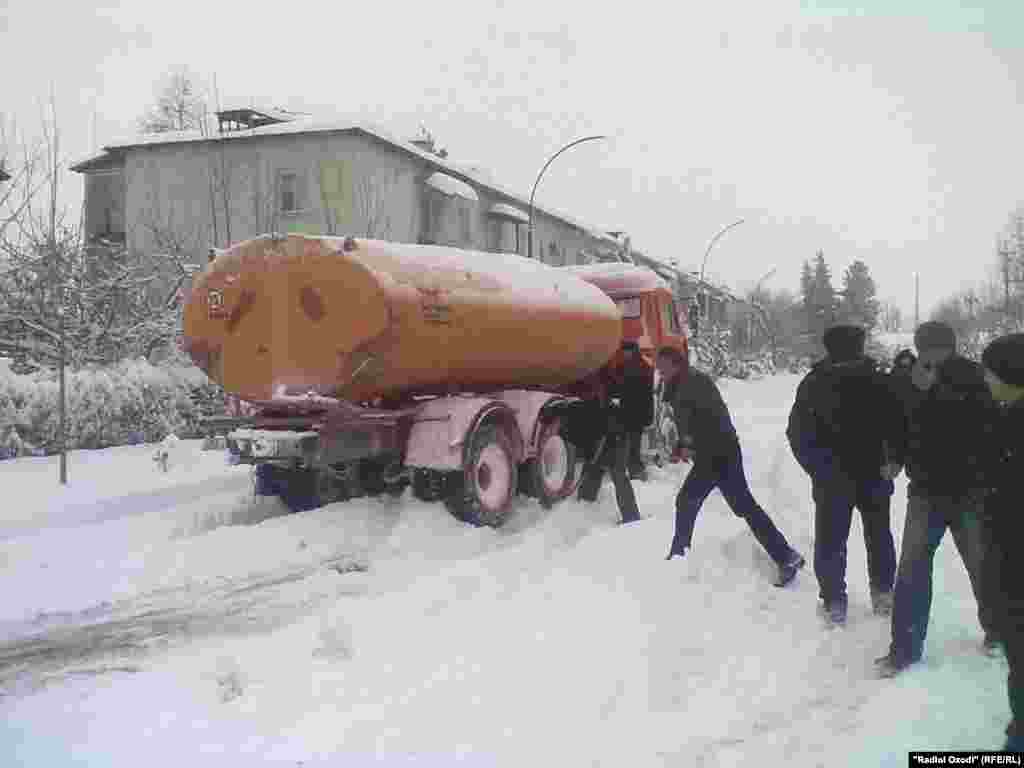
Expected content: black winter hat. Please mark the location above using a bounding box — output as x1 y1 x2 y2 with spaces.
914 321 957 352
823 325 866 362
982 333 1024 387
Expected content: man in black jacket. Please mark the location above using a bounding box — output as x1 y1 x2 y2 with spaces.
980 333 1024 750
576 373 642 525
657 347 805 587
875 321 1000 677
615 341 655 481
787 324 905 626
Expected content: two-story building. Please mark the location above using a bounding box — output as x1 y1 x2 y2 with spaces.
72 108 630 269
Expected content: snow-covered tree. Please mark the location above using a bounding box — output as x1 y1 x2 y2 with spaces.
138 69 208 134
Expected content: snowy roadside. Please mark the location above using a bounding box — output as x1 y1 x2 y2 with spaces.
0 374 1012 766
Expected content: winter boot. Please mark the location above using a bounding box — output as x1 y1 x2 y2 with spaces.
629 465 649 482
983 633 1003 656
874 650 917 679
774 551 806 588
819 599 848 627
1006 721 1023 751
665 540 687 560
871 590 894 617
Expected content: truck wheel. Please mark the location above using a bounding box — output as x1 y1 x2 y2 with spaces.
525 422 578 508
446 423 517 527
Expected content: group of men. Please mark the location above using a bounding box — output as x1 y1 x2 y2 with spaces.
788 321 1024 750
578 324 1024 750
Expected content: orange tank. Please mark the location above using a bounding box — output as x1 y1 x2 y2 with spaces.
182 234 624 404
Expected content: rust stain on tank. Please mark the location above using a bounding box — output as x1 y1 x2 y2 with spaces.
300 285 326 322
226 289 256 334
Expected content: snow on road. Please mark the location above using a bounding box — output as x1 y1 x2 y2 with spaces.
0 373 1011 766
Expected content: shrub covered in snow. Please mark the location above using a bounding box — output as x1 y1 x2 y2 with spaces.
691 330 785 381
0 359 226 459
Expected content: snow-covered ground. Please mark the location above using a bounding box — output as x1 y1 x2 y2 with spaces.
0 374 1009 766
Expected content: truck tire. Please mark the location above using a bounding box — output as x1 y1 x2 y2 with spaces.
445 423 518 527
524 420 578 509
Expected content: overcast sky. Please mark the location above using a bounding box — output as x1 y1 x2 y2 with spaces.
3 0 1023 322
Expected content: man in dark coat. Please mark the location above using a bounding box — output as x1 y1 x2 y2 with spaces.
875 321 1000 677
787 324 905 626
576 372 642 525
657 347 805 587
615 341 655 481
980 333 1024 750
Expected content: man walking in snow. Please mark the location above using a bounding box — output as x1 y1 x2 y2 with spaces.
787 324 904 627
979 333 1024 749
875 321 1000 677
657 347 805 587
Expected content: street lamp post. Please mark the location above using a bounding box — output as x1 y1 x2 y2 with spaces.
527 135 607 261
695 218 745 339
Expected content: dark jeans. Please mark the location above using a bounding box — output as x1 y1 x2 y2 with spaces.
578 432 640 523
889 493 993 664
672 443 793 564
812 478 896 605
626 428 646 474
1006 629 1024 750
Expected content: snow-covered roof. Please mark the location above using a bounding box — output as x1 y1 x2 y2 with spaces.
69 116 614 242
424 172 479 202
560 263 671 298
487 203 529 223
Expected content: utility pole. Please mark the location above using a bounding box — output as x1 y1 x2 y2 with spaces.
914 272 920 330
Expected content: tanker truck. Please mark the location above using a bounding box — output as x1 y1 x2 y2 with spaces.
182 233 687 526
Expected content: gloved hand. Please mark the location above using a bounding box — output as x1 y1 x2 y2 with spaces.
669 446 693 464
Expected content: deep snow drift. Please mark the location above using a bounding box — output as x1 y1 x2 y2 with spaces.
0 374 1010 766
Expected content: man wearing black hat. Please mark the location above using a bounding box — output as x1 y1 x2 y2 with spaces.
980 333 1024 750
787 324 905 627
615 341 655 481
576 370 642 525
875 320 1000 677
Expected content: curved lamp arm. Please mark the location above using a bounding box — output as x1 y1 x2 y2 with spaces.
527 135 607 259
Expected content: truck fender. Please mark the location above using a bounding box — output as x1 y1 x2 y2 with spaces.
404 396 523 471
490 390 572 459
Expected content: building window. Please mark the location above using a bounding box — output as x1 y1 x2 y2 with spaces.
457 202 471 244
278 172 299 214
548 241 560 265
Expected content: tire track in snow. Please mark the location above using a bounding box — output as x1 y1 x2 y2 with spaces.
0 554 369 697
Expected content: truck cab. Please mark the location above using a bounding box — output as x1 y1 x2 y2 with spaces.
558 263 689 374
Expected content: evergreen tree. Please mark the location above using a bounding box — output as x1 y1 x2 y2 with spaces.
809 251 837 337
838 259 880 330
799 260 814 315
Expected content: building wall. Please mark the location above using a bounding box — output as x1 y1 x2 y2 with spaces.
87 129 604 267
83 170 126 242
